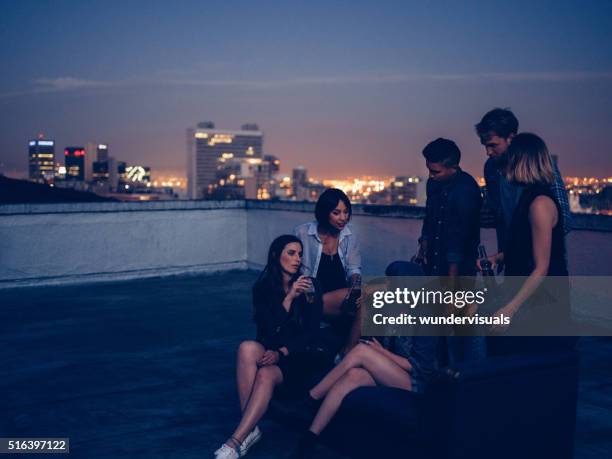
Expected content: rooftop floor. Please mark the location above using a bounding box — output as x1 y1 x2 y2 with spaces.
1 271 611 458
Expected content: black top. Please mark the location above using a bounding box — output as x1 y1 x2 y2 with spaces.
421 169 482 276
253 277 323 353
316 252 347 293
505 185 568 276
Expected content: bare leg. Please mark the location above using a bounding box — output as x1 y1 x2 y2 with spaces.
310 343 412 400
230 365 283 443
322 288 349 317
236 340 266 412
310 368 375 435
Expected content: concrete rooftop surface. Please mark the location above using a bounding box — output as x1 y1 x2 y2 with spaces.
2 270 611 459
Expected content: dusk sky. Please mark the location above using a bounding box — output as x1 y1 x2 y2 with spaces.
2 0 612 180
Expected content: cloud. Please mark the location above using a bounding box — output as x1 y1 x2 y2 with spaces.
0 77 126 99
33 77 122 91
1 70 611 99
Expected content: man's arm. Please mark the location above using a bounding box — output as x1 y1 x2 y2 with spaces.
446 179 482 273
418 180 433 262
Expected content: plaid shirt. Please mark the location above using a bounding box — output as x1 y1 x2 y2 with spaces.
421 169 482 275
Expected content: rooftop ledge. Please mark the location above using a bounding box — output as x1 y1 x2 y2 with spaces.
0 200 610 289
0 199 428 218
0 199 610 230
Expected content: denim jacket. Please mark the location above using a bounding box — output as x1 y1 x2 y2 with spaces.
294 221 361 280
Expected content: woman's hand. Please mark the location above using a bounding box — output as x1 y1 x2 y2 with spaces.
477 252 504 272
287 275 312 300
490 304 518 333
257 350 280 367
368 337 385 353
362 337 412 372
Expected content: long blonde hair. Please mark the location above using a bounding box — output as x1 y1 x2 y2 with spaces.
505 133 555 185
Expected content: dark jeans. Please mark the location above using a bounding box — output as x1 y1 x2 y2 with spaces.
385 260 486 365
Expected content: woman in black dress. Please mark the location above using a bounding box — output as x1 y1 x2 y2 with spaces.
490 133 571 337
213 235 323 459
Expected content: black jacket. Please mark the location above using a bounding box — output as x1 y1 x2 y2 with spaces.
253 278 323 354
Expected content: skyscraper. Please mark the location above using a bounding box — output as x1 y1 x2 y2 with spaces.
187 122 263 199
92 144 110 184
28 137 55 184
97 144 109 162
84 143 97 182
64 147 86 181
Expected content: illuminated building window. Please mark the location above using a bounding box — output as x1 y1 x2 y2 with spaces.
208 134 234 146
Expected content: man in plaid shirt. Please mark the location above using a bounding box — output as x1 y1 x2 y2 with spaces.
475 108 571 263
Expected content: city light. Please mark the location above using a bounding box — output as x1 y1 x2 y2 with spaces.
208 134 233 146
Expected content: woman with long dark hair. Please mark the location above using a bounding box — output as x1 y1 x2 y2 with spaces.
213 235 323 459
294 188 362 353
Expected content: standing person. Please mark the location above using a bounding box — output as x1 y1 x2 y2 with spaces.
295 188 362 355
213 235 323 459
415 138 482 277
490 134 574 345
414 138 485 363
475 108 571 268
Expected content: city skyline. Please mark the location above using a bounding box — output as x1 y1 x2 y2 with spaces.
2 1 612 180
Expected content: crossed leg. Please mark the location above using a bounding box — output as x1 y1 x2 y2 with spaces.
310 367 376 434
308 343 412 434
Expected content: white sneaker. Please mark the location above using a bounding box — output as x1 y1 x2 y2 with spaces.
214 443 239 459
239 426 262 456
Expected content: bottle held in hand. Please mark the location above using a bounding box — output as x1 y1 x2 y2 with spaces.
301 268 316 304
478 245 494 277
304 277 316 304
341 276 361 315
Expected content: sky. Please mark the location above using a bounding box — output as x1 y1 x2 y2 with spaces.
1 0 612 180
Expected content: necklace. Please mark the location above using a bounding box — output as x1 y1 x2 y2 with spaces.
320 233 338 262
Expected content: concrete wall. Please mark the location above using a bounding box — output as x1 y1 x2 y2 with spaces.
245 207 497 275
0 201 247 287
1 200 610 288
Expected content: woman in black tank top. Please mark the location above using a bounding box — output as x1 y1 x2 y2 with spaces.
491 134 571 336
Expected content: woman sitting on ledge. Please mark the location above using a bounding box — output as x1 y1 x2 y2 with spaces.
294 188 363 355
213 235 323 459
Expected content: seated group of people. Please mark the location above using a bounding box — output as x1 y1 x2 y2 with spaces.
213 108 574 459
